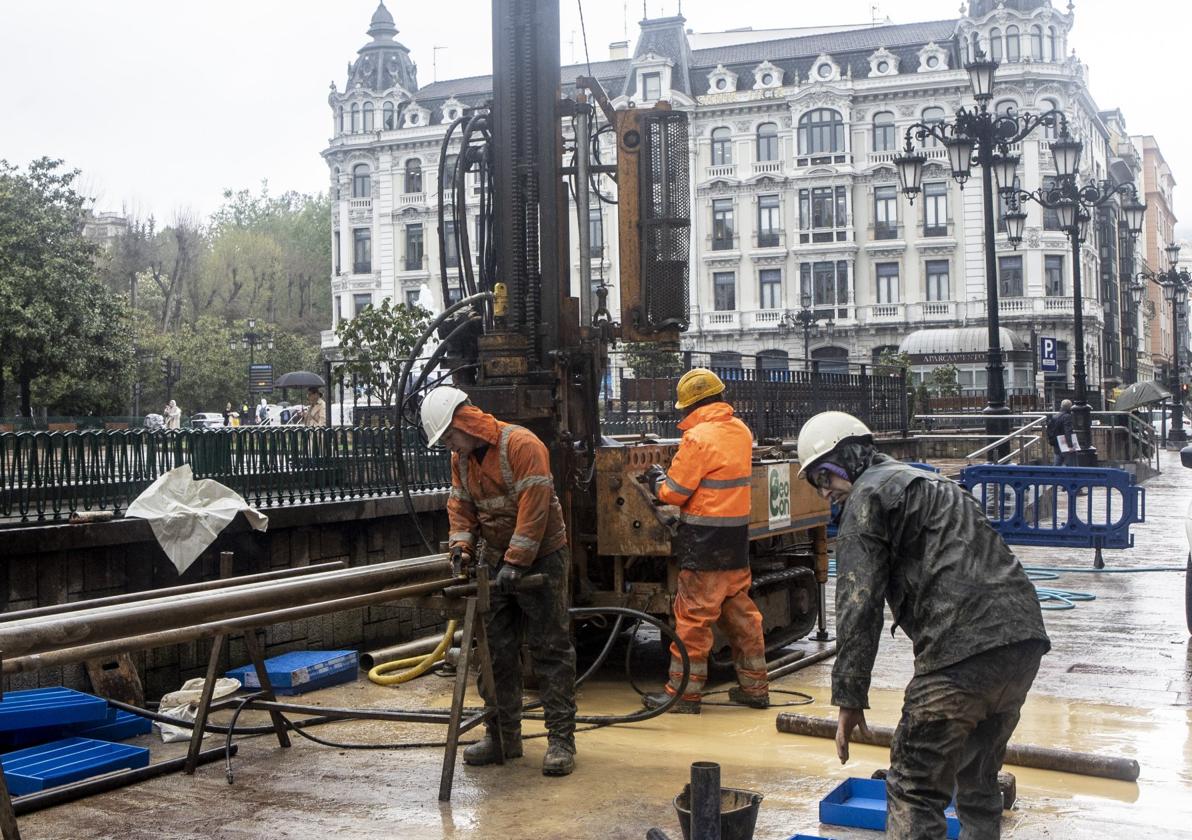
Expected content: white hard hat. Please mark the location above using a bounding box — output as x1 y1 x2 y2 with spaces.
796 411 873 480
420 386 470 448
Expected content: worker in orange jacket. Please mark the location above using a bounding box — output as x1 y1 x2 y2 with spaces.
420 386 576 776
641 368 769 713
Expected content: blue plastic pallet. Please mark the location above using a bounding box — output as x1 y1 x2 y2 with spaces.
0 688 109 733
76 709 153 742
227 650 357 695
1 737 149 796
820 778 960 839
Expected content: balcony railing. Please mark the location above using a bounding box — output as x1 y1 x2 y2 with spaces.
857 303 906 324
867 147 946 166
752 231 785 249
921 220 954 238
752 160 782 175
707 234 739 252
872 222 900 241
349 198 372 211
745 309 783 329
916 301 955 321
702 311 740 330
705 164 737 180
402 254 428 272
352 262 372 274
399 193 426 206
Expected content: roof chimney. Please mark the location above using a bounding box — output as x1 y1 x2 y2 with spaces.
609 40 629 60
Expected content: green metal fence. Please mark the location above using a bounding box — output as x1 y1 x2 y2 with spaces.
0 427 452 524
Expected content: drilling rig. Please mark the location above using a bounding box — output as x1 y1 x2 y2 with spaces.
403 0 831 656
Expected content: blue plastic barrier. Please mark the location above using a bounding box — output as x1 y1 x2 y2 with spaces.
958 465 1145 554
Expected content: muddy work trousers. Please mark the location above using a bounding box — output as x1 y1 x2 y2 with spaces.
886 639 1047 840
479 549 576 750
666 567 768 701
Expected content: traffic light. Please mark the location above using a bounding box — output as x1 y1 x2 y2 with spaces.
160 357 169 377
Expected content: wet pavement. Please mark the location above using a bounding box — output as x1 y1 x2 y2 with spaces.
17 451 1192 839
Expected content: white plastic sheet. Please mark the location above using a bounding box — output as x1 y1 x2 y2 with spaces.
155 676 242 742
125 464 268 574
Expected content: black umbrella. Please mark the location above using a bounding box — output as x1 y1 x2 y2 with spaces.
275 371 326 389
1113 380 1171 413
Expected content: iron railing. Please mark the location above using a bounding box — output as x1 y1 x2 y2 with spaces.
603 349 908 441
0 426 452 524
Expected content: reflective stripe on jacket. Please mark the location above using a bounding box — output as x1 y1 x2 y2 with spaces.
656 401 753 570
446 406 567 567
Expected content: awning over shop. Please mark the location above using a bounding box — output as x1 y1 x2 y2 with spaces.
898 326 1031 365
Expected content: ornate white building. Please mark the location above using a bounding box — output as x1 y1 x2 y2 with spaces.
323 0 1159 402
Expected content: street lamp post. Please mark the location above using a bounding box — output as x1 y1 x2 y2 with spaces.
1142 244 1191 444
894 51 1068 451
1123 273 1148 385
778 293 834 371
1000 123 1147 464
228 318 274 411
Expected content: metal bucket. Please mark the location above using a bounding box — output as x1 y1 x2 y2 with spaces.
674 784 764 840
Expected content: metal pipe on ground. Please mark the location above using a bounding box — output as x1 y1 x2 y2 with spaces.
2 576 456 675
360 630 464 671
775 713 1140 782
0 561 347 623
0 555 456 659
767 645 836 681
690 761 722 840
12 745 233 815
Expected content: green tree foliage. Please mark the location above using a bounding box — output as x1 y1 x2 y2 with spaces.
874 348 912 376
0 158 133 417
334 297 431 406
925 364 961 396
623 342 684 379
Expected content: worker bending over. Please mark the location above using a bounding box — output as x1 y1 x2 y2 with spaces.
641 368 769 713
420 386 577 776
797 411 1049 839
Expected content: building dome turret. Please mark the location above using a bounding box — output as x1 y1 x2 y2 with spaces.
346 1 418 94
967 0 1056 16
367 2 398 41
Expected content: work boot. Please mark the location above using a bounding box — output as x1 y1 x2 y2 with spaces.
541 739 576 776
463 732 522 766
728 686 770 709
641 691 701 714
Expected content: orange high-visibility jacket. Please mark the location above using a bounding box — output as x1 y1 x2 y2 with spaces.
446 406 567 567
656 401 753 570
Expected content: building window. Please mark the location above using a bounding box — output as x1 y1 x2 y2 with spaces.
712 199 735 250
1041 99 1060 139
1045 254 1065 296
921 107 945 147
872 111 895 152
1048 26 1058 61
333 231 340 274
589 207 604 254
874 186 898 239
353 228 372 274
353 293 372 314
443 220 459 268
756 122 779 162
759 269 782 309
405 223 424 271
352 164 371 199
332 167 340 200
989 28 1003 62
405 159 423 193
1030 25 1044 61
1005 25 1021 62
713 271 736 311
923 182 948 236
812 346 849 374
710 351 742 370
641 72 661 101
711 127 732 165
350 103 360 133
925 260 950 301
338 106 345 134
445 285 462 306
799 186 848 243
1041 177 1062 230
797 109 845 156
875 262 900 304
405 289 421 308
335 295 343 323
998 255 1023 297
757 194 781 247
440 154 458 193
801 260 850 317
362 102 374 132
383 101 395 130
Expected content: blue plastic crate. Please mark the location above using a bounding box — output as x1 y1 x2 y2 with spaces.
820 778 959 838
787 835 838 840
76 709 152 742
0 688 109 733
227 650 357 695
1 737 149 796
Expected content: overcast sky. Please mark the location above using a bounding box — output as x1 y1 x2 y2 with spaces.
2 0 1189 229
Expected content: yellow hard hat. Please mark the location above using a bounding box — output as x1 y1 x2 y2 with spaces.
675 368 726 410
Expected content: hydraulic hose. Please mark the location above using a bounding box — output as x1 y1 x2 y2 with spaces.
368 619 458 686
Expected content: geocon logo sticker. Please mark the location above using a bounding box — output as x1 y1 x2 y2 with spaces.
768 465 791 530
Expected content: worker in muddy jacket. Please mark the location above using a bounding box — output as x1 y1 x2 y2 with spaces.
420 386 576 776
640 368 769 713
796 411 1050 839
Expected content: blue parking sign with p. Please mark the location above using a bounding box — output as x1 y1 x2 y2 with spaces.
1040 336 1057 372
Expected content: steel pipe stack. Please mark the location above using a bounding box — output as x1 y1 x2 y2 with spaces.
0 554 457 675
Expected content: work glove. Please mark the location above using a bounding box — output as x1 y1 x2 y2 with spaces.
494 562 525 594
642 464 667 497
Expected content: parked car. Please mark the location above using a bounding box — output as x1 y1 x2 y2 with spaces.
190 412 225 430
1142 407 1192 440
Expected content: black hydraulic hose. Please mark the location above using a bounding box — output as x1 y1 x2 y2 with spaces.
405 316 482 401
435 115 466 304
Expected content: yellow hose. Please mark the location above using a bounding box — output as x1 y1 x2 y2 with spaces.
367 620 458 686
